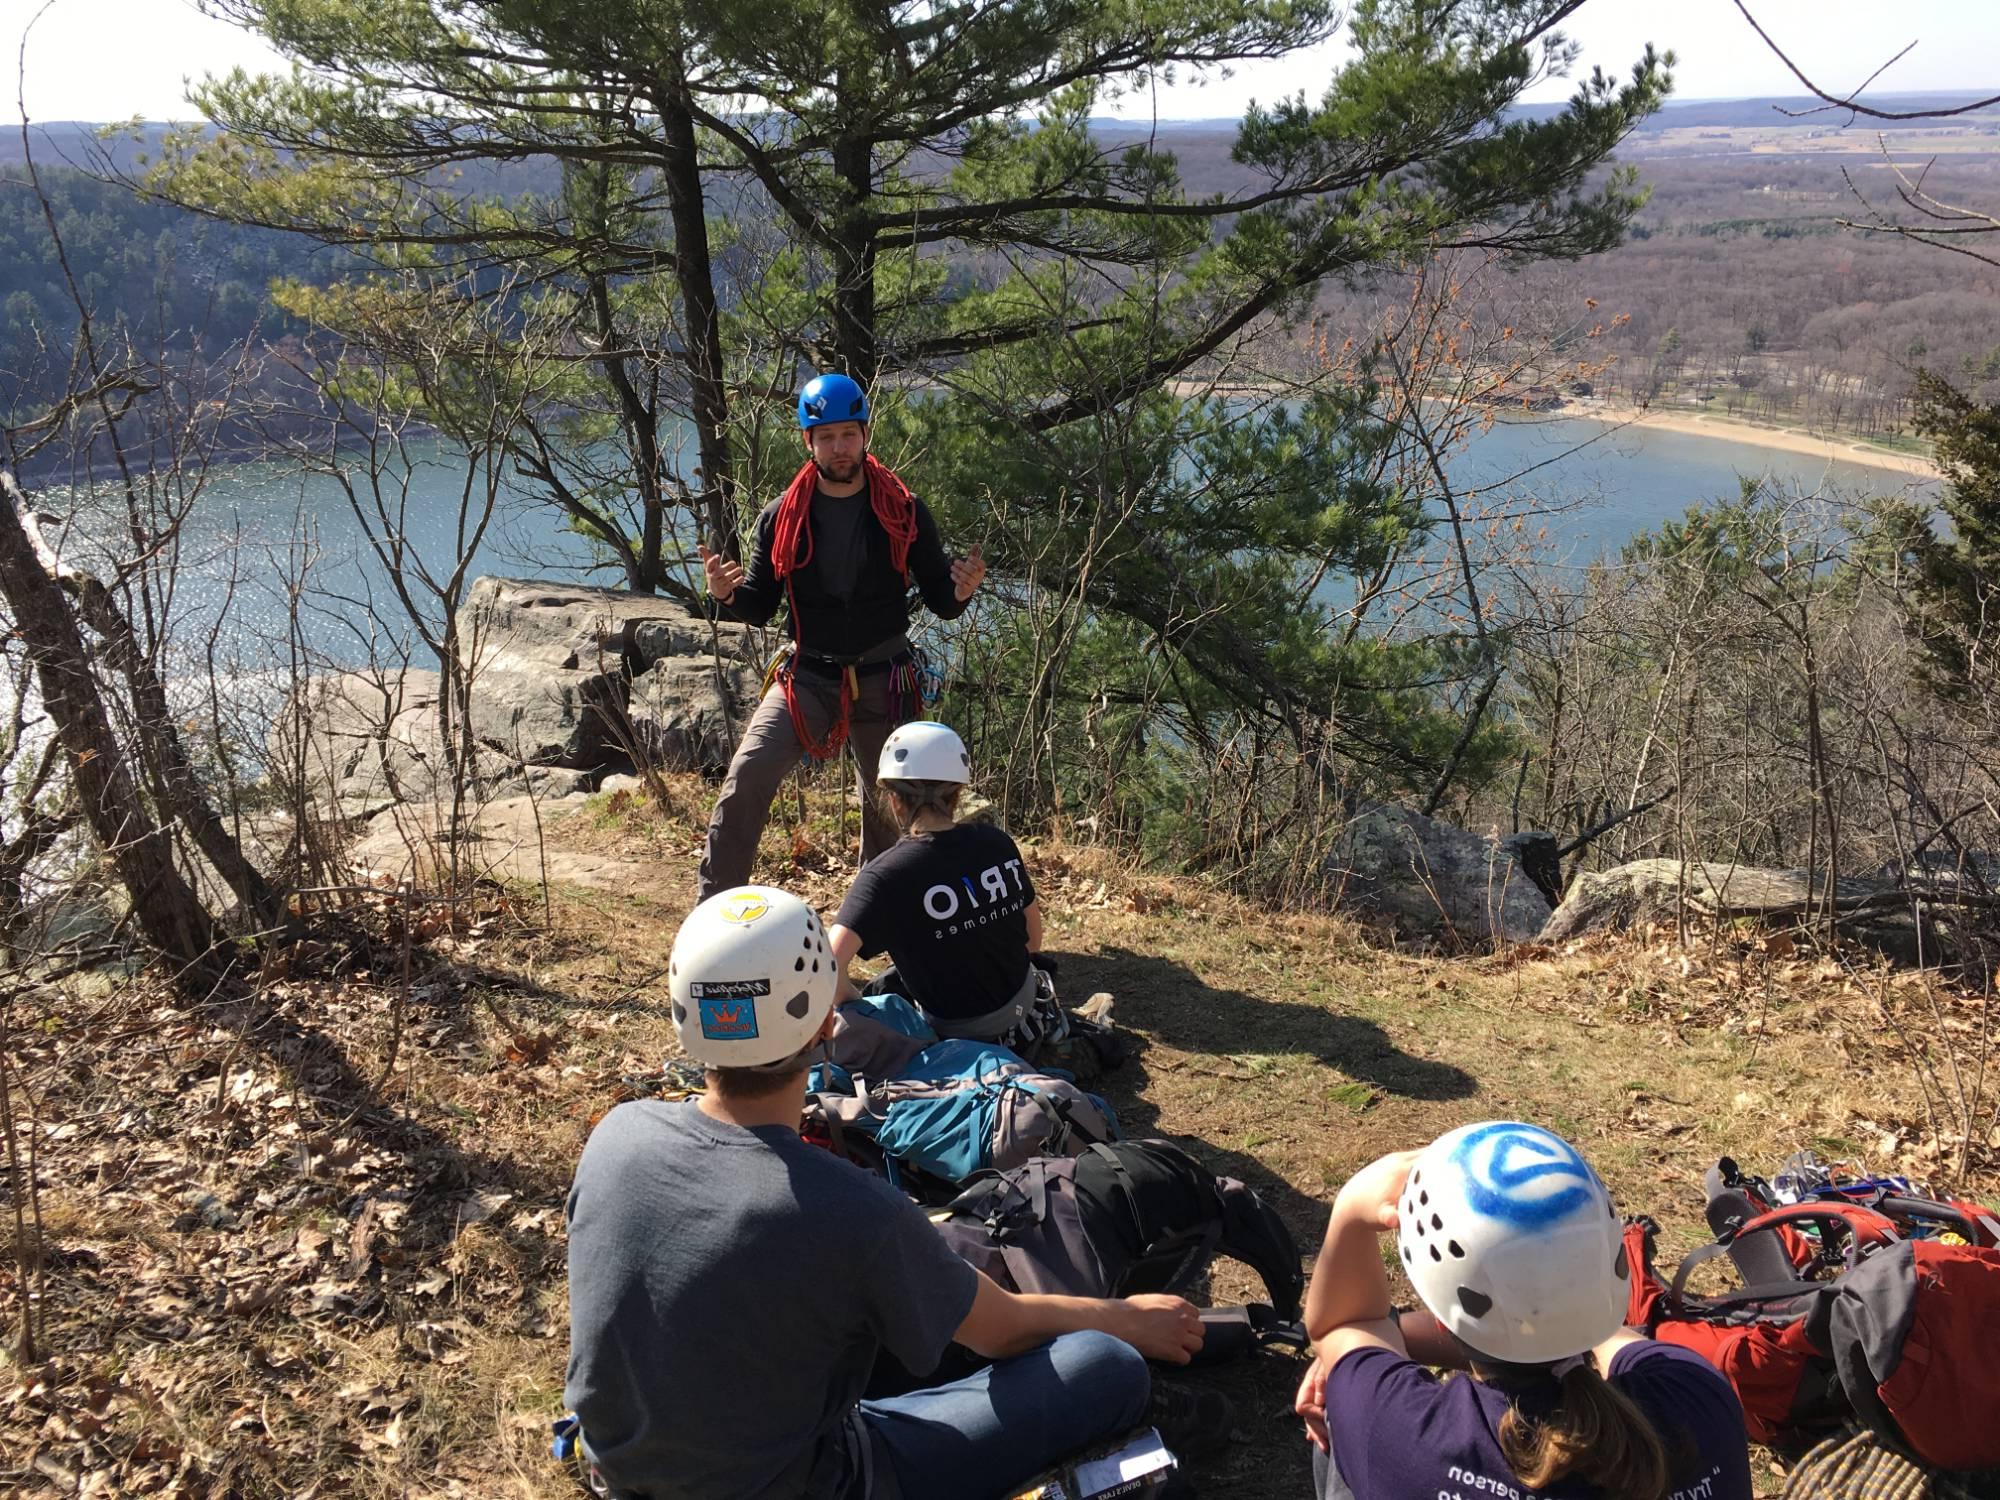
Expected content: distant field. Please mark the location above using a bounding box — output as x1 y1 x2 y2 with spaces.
1635 124 2000 158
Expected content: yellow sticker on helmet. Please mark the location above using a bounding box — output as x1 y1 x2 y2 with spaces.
717 892 770 925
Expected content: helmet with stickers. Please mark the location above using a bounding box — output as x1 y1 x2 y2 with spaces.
878 721 971 785
1397 1120 1628 1366
797 372 870 431
667 886 836 1069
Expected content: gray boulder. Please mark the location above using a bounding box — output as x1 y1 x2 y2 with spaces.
624 617 765 772
275 667 592 817
460 577 762 770
277 577 768 813
1324 804 1555 946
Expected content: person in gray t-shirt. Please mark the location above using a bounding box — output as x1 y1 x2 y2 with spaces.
565 885 1206 1500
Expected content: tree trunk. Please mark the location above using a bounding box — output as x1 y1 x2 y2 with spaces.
659 72 740 558
587 267 667 596
0 480 282 931
831 118 879 383
0 474 225 983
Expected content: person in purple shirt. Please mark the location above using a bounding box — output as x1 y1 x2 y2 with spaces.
1294 1121 1754 1500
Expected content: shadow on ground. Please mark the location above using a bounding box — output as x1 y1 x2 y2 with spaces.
1037 945 1481 1500
1070 944 1477 1099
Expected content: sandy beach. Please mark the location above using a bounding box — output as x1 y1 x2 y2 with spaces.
1572 402 1941 479
1164 380 1943 479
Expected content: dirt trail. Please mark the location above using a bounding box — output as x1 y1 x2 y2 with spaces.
347 792 675 892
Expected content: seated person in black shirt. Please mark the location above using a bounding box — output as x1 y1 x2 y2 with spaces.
829 721 1063 1049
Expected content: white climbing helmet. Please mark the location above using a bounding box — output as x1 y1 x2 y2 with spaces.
878 720 971 785
667 886 836 1068
1396 1121 1628 1367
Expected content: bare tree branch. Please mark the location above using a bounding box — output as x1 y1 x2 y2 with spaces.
1732 1 2000 120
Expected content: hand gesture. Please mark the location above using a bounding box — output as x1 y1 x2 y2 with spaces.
1110 1293 1205 1365
1332 1149 1423 1231
950 541 986 603
1295 1350 1332 1452
698 543 744 604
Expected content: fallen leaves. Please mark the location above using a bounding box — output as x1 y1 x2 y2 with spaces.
1 903 581 1497
348 1198 382 1279
452 1188 513 1233
502 1028 560 1066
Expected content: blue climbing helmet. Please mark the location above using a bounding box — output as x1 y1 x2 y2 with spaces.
798 372 870 430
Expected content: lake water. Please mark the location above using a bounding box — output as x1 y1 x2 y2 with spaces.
1449 413 1931 563
0 412 1936 849
35 412 1935 671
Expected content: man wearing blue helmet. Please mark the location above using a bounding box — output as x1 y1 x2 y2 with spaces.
696 373 986 899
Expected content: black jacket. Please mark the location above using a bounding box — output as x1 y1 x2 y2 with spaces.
717 489 967 659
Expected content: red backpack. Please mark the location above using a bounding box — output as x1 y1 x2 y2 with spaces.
1623 1197 2000 1471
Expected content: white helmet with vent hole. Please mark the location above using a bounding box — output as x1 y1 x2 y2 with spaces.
878 720 970 784
667 886 835 1068
1396 1120 1629 1366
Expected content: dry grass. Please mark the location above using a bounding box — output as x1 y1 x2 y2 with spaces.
3 787 1992 1498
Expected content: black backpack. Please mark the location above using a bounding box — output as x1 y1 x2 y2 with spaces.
866 1140 1304 1397
936 1139 1304 1322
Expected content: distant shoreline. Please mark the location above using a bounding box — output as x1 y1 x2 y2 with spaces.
1572 401 1941 480
1163 379 1943 480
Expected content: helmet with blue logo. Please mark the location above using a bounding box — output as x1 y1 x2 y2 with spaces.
798 372 870 431
667 886 836 1069
1396 1120 1628 1366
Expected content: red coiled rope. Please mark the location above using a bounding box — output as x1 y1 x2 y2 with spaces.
771 455 918 760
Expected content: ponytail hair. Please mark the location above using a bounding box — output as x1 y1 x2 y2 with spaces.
877 778 961 835
1496 1355 1671 1499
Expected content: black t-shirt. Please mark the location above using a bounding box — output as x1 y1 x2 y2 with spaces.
834 824 1037 1021
809 487 872 604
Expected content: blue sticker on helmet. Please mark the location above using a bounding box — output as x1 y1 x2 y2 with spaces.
698 996 760 1041
1450 1123 1599 1227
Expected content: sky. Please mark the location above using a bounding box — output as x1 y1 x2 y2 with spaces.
8 0 2000 125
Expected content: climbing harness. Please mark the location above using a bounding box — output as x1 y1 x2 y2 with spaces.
767 453 918 762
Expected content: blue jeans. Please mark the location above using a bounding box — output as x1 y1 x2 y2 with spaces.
853 1331 1151 1500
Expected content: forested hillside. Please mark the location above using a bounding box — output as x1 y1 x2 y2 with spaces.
0 167 354 425
9 101 2000 437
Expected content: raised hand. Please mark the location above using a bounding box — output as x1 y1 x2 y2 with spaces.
699 543 745 603
1333 1149 1423 1232
950 540 986 602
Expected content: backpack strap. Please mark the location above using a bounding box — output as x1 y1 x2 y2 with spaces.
966 1156 1054 1235
1671 1202 1899 1312
1247 1301 1309 1351
1093 1144 1150 1229
1091 1145 1227 1289
1854 1192 1982 1243
973 1158 1065 1293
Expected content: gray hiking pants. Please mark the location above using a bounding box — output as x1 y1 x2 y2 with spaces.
696 663 902 901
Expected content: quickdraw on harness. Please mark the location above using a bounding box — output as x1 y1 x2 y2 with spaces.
768 454 918 762
886 642 940 721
